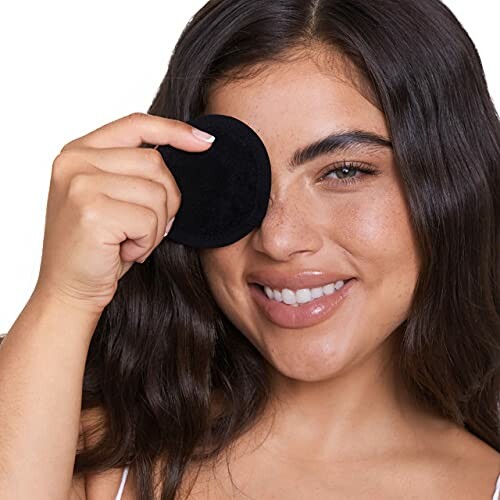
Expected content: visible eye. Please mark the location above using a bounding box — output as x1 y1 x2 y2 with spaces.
319 161 381 186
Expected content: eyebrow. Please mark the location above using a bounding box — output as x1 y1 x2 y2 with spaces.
288 130 393 171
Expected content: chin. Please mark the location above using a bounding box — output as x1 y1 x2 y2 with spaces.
251 316 363 383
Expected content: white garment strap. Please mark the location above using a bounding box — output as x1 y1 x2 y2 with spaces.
492 472 500 500
115 465 130 500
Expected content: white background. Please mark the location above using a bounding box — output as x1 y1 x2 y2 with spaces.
0 1 498 333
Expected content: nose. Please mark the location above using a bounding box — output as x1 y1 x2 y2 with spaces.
250 192 323 261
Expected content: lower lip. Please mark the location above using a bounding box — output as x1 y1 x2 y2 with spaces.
248 279 356 329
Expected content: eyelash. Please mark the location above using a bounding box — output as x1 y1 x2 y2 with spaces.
319 161 381 186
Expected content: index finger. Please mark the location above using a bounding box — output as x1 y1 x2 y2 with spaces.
60 112 215 152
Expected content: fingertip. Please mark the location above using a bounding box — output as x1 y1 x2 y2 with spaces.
191 128 216 144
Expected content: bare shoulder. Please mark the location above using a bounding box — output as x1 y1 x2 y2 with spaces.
446 424 500 465
73 407 165 500
69 473 86 500
437 422 500 497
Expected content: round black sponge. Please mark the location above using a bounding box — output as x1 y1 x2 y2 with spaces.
156 114 271 248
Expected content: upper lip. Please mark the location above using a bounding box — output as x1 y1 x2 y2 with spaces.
247 269 355 291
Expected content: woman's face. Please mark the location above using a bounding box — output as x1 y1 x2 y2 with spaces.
199 54 421 382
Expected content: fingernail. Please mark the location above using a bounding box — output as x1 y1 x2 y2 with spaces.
191 127 215 143
164 216 176 237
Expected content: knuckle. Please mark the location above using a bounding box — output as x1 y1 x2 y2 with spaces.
171 182 182 205
126 112 147 124
60 140 77 153
167 189 181 218
161 167 181 201
155 183 168 205
169 118 183 129
144 148 165 170
146 208 158 230
52 150 69 169
79 196 103 225
67 172 91 199
172 119 189 136
51 153 65 179
51 151 74 182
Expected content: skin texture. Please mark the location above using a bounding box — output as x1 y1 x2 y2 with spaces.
79 51 499 500
186 51 500 498
200 52 422 457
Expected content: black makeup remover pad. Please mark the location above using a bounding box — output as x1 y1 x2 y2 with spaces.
156 114 272 249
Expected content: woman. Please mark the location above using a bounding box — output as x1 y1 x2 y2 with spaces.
0 0 498 498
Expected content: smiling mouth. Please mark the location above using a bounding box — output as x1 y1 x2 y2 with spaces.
251 279 354 307
247 278 356 329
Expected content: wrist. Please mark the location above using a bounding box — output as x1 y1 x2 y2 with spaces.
29 286 104 325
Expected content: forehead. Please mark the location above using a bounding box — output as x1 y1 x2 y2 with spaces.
204 55 389 150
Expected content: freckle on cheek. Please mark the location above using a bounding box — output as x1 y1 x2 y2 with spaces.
351 213 387 246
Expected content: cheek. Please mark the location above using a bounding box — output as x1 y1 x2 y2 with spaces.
341 189 419 324
330 187 419 278
320 187 419 326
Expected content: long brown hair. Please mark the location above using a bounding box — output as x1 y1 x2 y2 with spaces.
74 1 500 498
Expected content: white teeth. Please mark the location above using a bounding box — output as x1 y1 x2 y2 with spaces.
296 288 312 304
263 280 346 306
282 289 298 305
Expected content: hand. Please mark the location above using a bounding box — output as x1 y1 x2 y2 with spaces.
34 112 214 315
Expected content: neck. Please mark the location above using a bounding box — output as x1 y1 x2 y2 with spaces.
251 329 445 464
